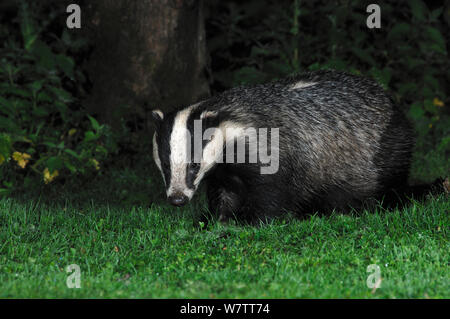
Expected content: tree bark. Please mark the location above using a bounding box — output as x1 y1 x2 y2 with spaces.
83 0 210 128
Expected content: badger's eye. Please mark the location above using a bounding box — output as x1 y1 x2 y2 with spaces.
189 162 200 171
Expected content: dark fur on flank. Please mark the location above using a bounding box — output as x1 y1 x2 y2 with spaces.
153 70 445 223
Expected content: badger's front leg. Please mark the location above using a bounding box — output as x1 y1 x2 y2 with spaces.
206 174 247 222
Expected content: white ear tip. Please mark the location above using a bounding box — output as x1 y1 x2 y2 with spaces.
200 110 218 119
152 109 164 121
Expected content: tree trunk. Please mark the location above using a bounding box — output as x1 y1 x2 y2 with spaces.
83 0 210 129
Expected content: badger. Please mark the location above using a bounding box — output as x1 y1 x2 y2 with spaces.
151 70 421 222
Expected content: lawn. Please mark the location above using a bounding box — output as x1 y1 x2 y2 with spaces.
0 156 448 298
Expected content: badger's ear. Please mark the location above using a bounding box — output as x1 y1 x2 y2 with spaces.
200 110 219 120
200 110 220 130
152 109 164 122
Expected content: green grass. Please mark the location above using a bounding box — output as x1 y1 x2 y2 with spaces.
0 158 449 298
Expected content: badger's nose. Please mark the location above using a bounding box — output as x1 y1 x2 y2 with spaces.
168 193 189 207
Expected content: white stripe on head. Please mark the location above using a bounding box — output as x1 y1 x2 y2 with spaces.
193 126 223 187
167 103 199 199
152 133 165 185
193 120 251 187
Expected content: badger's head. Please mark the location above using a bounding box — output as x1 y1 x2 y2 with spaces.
151 104 224 207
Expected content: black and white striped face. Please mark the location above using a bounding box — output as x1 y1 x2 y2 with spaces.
152 105 223 207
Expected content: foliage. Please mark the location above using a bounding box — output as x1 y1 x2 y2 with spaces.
0 1 117 194
206 0 449 166
0 0 448 195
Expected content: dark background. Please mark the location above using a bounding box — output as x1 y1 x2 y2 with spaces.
0 0 448 197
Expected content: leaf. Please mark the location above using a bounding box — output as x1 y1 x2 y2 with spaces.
323 58 348 71
424 27 446 54
408 102 425 120
32 107 49 117
37 91 52 103
369 67 391 90
0 116 18 132
87 115 101 132
351 48 376 66
405 57 425 70
42 141 58 149
423 99 438 115
0 96 15 116
233 66 267 86
20 3 38 51
0 188 12 196
48 87 73 103
95 145 108 156
387 23 411 41
1 87 31 99
55 54 75 80
409 0 428 21
438 136 450 152
422 86 434 99
29 80 44 93
64 149 80 159
423 73 439 91
46 156 63 173
429 8 443 21
250 46 272 57
54 101 69 119
84 131 97 143
31 40 56 70
64 160 77 173
397 83 417 96
0 133 11 159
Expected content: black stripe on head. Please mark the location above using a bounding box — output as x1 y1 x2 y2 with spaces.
187 108 221 153
184 108 221 188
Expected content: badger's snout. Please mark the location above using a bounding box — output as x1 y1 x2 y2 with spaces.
168 193 189 207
